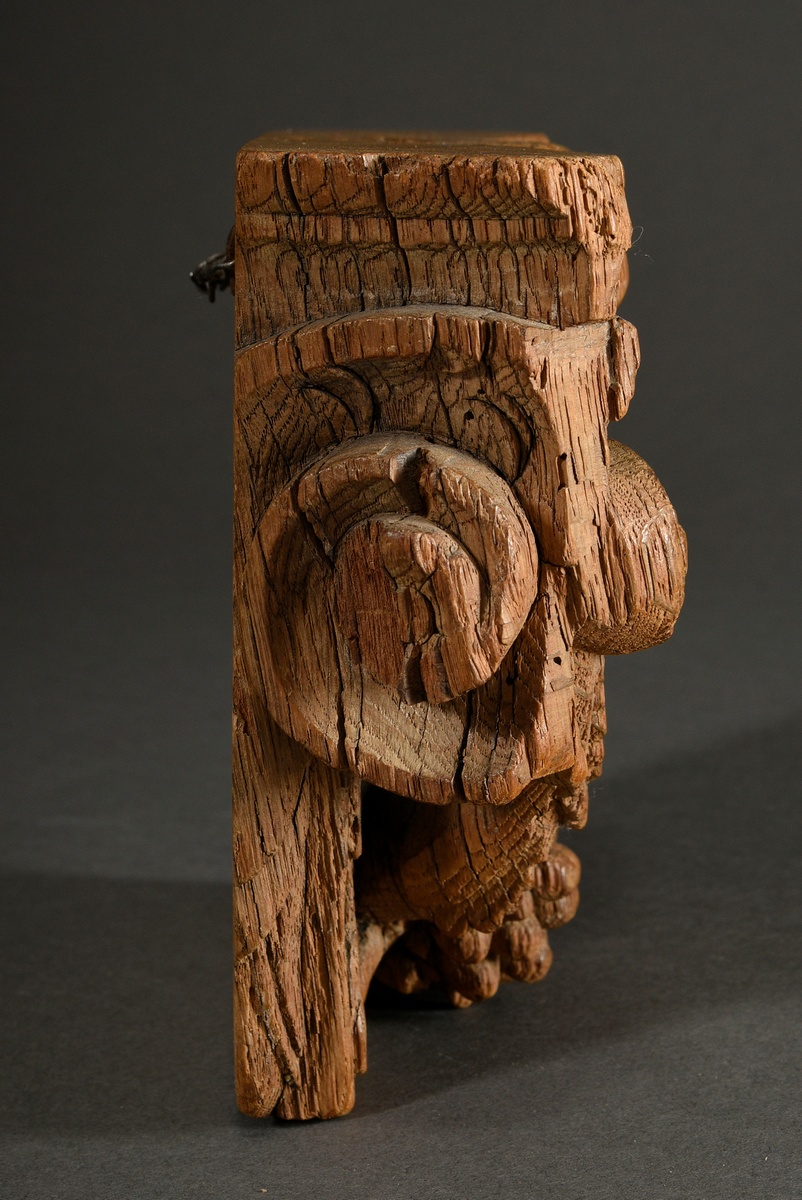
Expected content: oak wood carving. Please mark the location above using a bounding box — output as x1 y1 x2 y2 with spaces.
231 132 687 1120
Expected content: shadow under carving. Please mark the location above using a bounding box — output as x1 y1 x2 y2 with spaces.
2 715 800 1134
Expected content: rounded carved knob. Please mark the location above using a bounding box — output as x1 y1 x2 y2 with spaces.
247 433 539 770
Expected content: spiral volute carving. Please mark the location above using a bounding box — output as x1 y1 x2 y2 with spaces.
245 432 539 775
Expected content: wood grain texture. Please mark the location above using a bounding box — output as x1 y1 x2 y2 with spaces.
232 679 364 1118
232 133 686 1119
234 131 630 347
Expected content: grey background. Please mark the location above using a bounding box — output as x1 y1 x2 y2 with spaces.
2 1 801 1196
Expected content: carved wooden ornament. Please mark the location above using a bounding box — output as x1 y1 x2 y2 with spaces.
231 133 687 1119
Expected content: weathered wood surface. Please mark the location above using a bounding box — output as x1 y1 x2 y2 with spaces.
234 131 631 347
232 132 687 1119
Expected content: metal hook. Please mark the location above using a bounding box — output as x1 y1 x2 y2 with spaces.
190 227 235 302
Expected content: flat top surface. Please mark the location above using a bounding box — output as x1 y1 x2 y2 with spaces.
235 128 625 231
242 129 571 157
